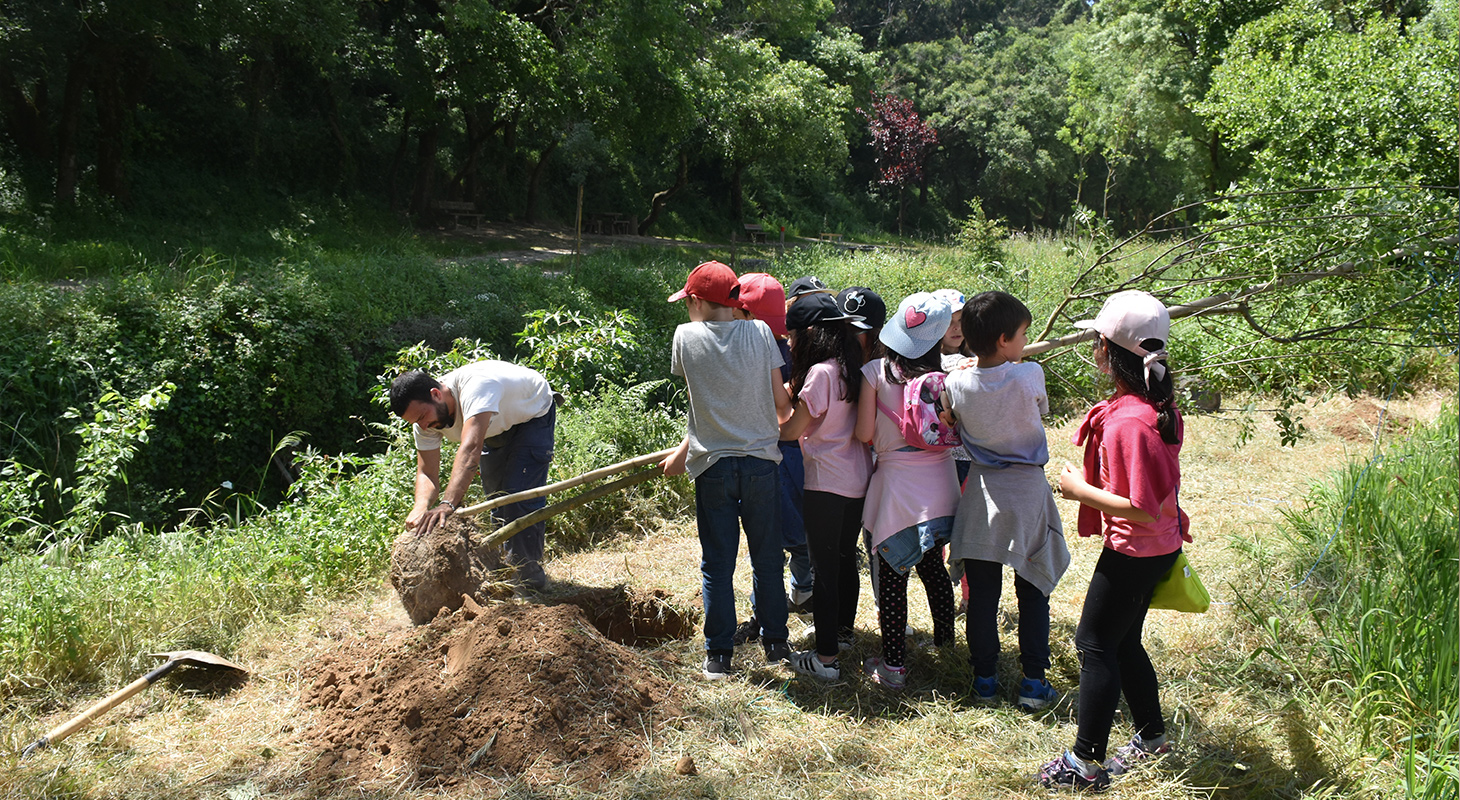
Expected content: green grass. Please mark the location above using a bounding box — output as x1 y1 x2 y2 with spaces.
1232 407 1458 798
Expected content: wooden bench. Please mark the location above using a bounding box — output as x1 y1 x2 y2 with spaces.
432 200 483 229
743 223 767 244
818 232 843 243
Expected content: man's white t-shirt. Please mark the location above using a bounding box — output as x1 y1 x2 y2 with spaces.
412 360 554 451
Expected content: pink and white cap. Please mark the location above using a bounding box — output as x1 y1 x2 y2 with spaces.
1075 290 1171 383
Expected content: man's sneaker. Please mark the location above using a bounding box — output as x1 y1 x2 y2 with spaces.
1105 734 1172 776
863 657 907 690
1017 677 1060 711
1038 751 1111 791
972 674 999 702
764 640 793 663
732 617 761 646
789 650 841 681
702 653 733 680
788 588 814 615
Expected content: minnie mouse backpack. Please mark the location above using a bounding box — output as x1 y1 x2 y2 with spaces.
876 371 962 450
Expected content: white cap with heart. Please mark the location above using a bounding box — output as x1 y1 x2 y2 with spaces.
880 292 953 359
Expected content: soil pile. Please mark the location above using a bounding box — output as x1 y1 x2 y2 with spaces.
299 598 687 788
389 516 508 625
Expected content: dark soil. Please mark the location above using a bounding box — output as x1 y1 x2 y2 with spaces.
388 517 510 625
1329 398 1412 443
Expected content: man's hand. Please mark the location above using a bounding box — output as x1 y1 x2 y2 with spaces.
406 502 454 537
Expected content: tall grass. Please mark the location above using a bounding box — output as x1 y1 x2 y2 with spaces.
0 444 415 693
1239 408 1458 798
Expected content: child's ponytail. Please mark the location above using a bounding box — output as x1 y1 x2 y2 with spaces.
1102 337 1179 444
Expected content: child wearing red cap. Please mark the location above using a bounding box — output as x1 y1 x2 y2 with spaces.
661 261 796 679
731 274 816 647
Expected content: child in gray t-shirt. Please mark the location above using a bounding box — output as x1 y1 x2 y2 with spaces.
941 291 1070 710
660 261 794 680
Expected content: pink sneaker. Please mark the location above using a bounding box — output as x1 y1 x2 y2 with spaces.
863 657 907 690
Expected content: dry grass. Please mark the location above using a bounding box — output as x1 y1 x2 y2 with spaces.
1 390 1449 800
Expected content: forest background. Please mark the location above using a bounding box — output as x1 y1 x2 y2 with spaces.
0 0 1456 795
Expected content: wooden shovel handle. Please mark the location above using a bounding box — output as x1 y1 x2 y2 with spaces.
457 447 674 518
21 659 180 757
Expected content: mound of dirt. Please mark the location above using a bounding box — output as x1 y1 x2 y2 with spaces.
389 516 510 625
1329 398 1412 443
300 600 686 788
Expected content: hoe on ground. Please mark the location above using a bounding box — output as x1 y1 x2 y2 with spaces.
20 650 248 760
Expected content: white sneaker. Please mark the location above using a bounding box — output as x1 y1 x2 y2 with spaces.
789 650 840 681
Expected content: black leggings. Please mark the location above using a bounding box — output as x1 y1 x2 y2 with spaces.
1072 547 1181 763
803 491 866 658
874 549 957 668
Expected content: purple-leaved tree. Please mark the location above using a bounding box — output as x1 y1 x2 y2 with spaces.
858 93 938 236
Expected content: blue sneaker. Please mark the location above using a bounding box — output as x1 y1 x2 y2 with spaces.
972 673 999 702
1018 677 1060 711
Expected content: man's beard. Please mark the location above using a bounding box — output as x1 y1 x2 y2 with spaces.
430 399 455 430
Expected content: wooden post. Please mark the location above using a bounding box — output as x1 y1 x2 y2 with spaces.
574 183 584 273
456 447 674 518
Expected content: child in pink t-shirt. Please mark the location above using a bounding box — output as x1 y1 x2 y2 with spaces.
777 292 874 681
1039 291 1190 791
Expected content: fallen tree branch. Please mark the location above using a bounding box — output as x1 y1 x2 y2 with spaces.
1024 234 1457 358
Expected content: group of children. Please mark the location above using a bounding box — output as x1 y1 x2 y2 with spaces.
661 260 1191 791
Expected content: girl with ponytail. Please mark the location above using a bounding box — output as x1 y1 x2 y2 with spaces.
1039 291 1192 791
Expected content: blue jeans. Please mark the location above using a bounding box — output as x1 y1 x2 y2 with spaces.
696 455 789 653
748 442 812 611
479 404 555 570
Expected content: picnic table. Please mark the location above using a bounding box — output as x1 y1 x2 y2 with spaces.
590 212 632 235
432 200 483 229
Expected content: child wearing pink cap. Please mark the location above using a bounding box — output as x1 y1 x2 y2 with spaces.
730 273 815 646
1039 290 1190 791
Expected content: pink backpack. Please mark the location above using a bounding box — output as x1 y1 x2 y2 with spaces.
876 370 962 450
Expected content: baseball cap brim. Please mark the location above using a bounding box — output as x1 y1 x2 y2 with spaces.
667 287 690 303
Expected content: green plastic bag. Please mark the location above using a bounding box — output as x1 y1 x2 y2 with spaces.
1149 551 1210 613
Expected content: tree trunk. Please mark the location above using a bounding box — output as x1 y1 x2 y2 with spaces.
524 139 557 223
55 47 90 205
409 121 439 217
730 161 746 223
387 110 413 212
322 82 355 192
93 64 126 201
0 66 49 160
639 151 687 235
1207 128 1223 195
897 187 905 237
245 56 273 174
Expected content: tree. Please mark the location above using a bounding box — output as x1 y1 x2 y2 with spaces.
890 31 1075 229
858 93 937 235
696 36 849 223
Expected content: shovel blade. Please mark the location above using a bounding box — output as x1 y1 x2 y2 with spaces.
149 650 248 674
